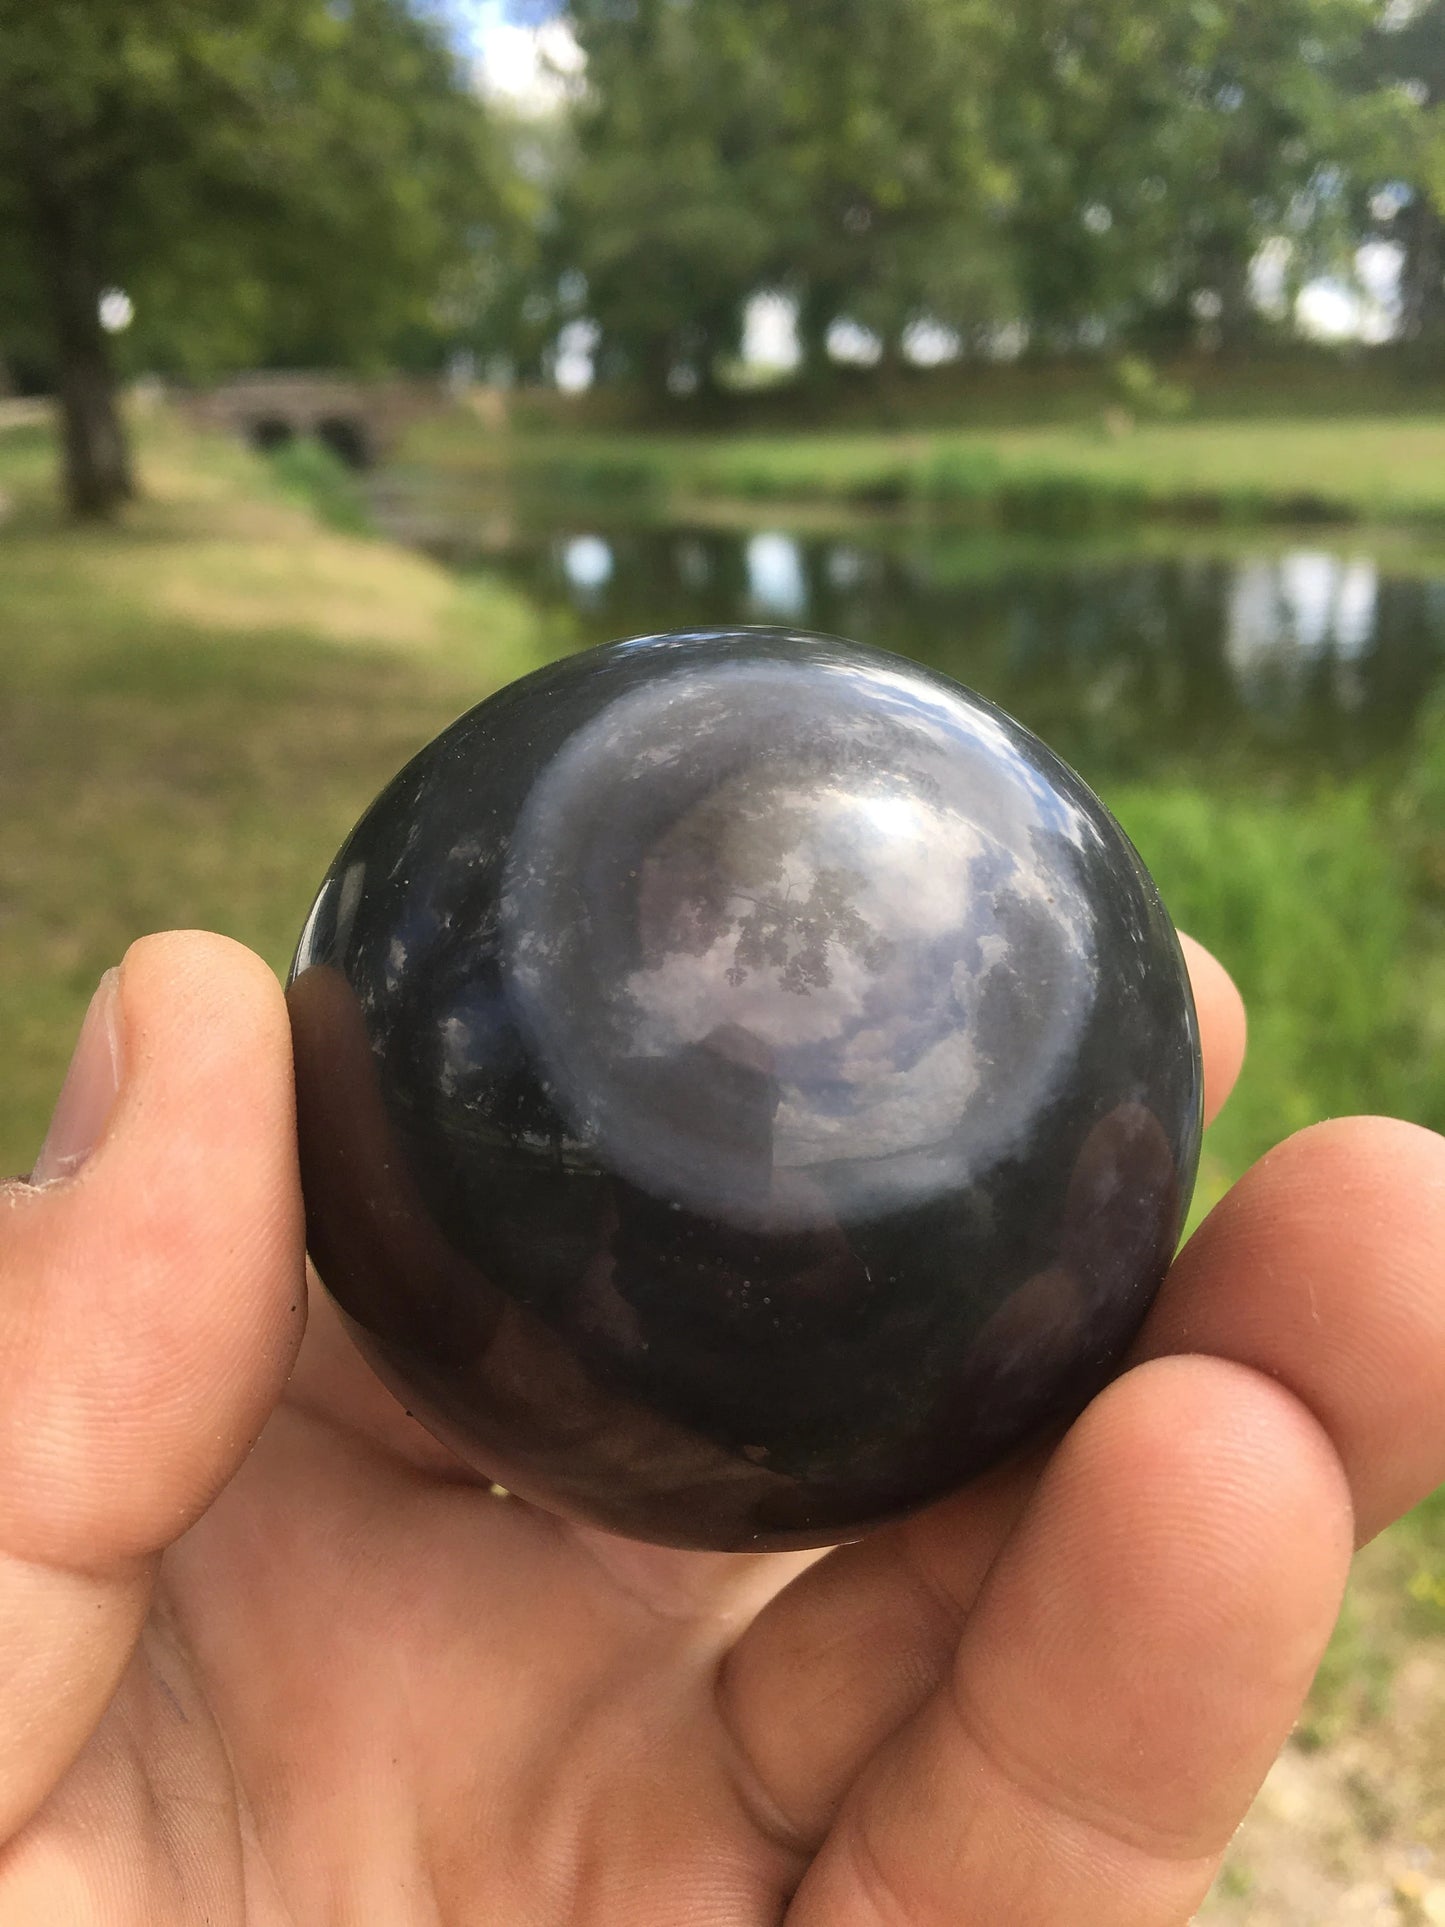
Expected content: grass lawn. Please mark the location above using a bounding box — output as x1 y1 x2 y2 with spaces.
0 413 556 1169
3 409 1445 1915
406 408 1445 531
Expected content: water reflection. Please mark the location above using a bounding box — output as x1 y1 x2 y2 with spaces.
560 533 614 597
676 536 710 590
460 521 1445 781
746 531 809 620
826 544 874 591
1226 552 1378 716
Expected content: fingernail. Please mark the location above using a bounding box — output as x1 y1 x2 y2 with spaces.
30 970 125 1187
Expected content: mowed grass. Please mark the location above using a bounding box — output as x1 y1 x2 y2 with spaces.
0 414 556 1170
692 415 1445 520
407 409 1445 531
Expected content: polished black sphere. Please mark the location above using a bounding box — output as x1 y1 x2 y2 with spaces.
288 630 1202 1550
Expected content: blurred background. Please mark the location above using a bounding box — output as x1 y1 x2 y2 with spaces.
1 2 1443 1914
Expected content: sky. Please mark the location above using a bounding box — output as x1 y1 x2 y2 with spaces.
450 0 583 108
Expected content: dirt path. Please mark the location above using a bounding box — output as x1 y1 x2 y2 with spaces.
1202 1535 1445 1924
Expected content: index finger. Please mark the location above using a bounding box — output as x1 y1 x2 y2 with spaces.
1178 933 1247 1128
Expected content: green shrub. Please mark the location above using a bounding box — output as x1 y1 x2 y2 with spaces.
846 465 914 507
1112 782 1440 1181
1112 352 1192 421
265 436 372 535
717 463 798 501
998 471 1150 534
918 446 1003 511
529 452 665 502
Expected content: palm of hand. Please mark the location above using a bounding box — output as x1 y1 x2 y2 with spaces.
3 931 1444 1927
159 1317 821 1925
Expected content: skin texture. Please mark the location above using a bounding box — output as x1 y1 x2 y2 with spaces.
0 928 1440 1924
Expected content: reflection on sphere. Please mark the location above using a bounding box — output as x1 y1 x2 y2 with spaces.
290 629 1202 1550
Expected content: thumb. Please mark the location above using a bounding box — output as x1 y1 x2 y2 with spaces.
0 931 305 1841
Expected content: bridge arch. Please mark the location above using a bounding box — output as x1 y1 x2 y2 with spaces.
186 372 437 470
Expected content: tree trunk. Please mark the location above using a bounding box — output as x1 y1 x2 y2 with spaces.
796 281 847 390
1397 196 1445 344
55 324 132 521
25 167 134 519
1197 237 1257 355
636 332 676 410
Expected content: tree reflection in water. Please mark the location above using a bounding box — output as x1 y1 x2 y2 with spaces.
448 522 1445 779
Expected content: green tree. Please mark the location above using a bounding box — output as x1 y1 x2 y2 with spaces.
760 0 1011 379
0 0 502 518
557 0 1009 396
993 0 1390 353
559 0 792 397
1155 0 1397 351
544 0 1426 396
437 109 571 386
1360 0 1445 341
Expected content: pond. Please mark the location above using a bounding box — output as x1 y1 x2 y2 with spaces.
372 489 1445 789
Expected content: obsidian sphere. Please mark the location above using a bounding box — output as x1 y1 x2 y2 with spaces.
288 630 1202 1550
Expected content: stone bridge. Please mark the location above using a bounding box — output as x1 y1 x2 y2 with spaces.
184 372 443 469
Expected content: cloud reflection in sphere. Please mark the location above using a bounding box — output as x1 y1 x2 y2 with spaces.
501 659 1098 1230
288 630 1202 1550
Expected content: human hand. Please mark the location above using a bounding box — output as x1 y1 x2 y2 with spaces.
2 930 1442 1924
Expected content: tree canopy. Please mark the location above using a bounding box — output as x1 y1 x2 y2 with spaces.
544 0 1443 393
0 0 507 513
